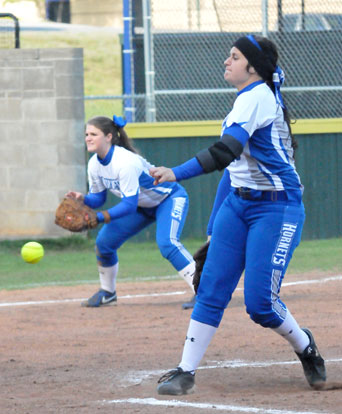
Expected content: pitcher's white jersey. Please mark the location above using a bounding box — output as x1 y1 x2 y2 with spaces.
88 145 177 208
224 82 301 191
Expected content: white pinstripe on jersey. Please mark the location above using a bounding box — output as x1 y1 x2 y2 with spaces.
225 82 301 191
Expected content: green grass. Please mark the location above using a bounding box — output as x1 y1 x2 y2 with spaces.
21 31 123 119
0 237 203 290
1 237 341 291
286 237 342 274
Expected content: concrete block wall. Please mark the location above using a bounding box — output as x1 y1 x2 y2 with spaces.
0 48 86 239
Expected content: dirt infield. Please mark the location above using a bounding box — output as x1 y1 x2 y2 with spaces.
0 272 341 414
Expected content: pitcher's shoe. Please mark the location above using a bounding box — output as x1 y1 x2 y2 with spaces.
81 289 117 307
182 295 196 310
157 367 195 395
296 328 326 387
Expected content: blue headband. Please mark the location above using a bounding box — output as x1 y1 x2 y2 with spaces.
247 34 262 51
113 115 127 128
234 35 286 109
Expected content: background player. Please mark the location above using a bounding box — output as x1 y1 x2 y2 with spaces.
151 35 326 394
67 115 195 308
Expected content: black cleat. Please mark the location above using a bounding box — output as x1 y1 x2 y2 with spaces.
157 367 195 395
296 328 326 388
182 295 196 310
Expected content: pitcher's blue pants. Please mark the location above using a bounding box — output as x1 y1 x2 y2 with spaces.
192 190 305 329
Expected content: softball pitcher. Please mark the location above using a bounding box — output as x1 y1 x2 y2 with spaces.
67 115 195 308
151 35 326 394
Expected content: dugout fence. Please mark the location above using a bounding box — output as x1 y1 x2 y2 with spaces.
0 13 20 49
117 0 342 123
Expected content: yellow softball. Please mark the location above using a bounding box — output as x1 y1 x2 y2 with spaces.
21 242 44 264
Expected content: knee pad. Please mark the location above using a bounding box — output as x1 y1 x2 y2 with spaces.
246 305 283 328
247 310 270 327
245 292 287 328
157 240 178 261
95 241 118 267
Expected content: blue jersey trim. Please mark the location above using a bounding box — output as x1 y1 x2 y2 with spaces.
97 145 114 166
139 171 176 195
237 80 264 96
222 122 249 147
139 171 155 188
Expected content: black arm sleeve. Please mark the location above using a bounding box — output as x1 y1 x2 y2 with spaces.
195 134 244 173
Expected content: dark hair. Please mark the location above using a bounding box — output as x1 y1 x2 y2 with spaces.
242 36 298 152
86 116 138 154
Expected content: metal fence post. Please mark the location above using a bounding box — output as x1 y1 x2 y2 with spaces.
262 0 268 37
142 0 156 122
123 0 136 122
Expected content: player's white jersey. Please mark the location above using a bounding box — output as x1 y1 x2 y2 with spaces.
88 145 177 208
225 82 301 191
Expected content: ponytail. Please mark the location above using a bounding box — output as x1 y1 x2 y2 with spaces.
86 116 138 154
253 36 298 154
114 125 138 153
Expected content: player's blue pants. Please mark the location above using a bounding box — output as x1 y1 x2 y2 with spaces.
95 188 193 271
192 190 305 329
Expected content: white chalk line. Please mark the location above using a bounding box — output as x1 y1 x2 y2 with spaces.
0 274 341 309
282 274 342 287
106 357 342 414
0 290 187 308
101 397 329 414
120 357 342 386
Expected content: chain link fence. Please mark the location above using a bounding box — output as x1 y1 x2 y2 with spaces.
128 0 342 122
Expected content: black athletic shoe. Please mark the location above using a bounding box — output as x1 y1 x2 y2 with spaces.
81 289 117 307
182 295 196 310
157 367 195 395
296 328 326 387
